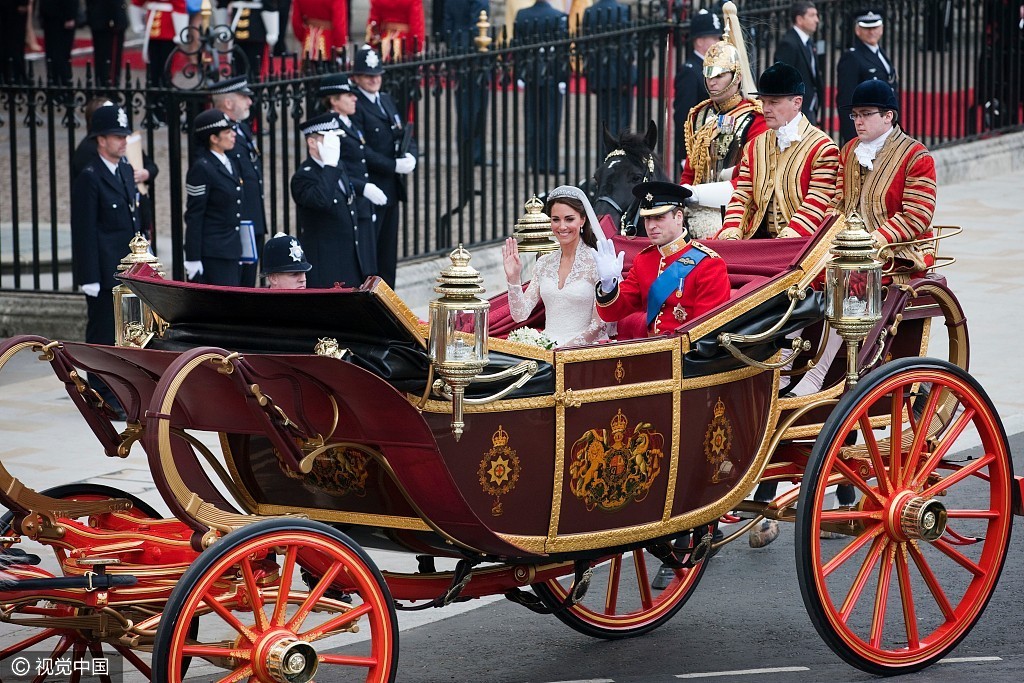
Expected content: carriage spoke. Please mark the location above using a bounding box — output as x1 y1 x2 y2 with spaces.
181 644 253 660
111 643 152 678
68 643 83 683
0 627 62 657
946 508 998 520
909 407 975 490
823 524 884 578
889 386 904 483
902 388 939 487
831 457 886 507
633 550 653 611
819 508 878 523
203 593 258 643
907 542 956 621
932 539 986 577
838 534 887 621
605 555 622 615
894 543 920 650
859 414 892 495
921 454 995 498
868 543 896 649
87 642 114 683
299 603 371 642
214 663 254 683
271 545 299 626
319 652 379 667
239 555 269 632
286 563 343 632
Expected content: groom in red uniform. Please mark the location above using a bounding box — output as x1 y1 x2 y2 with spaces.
594 181 731 336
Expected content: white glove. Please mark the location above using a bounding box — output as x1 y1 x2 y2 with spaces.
81 282 101 298
363 183 388 206
317 132 341 167
558 82 567 95
261 10 280 47
394 153 416 174
516 79 526 91
717 227 743 240
777 226 801 239
594 240 625 293
718 165 736 182
128 4 146 34
184 260 204 280
171 11 190 45
684 181 734 208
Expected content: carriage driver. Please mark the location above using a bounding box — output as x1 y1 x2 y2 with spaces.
261 232 312 290
594 181 731 336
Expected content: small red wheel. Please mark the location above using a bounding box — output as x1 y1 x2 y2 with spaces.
532 531 710 639
152 519 398 683
796 358 1013 675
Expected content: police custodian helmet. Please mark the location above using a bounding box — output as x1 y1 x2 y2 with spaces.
262 233 312 276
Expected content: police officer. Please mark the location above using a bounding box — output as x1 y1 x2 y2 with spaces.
86 0 129 87
836 11 898 145
262 232 312 289
184 109 247 286
210 76 267 286
291 114 368 289
70 104 141 418
350 46 417 288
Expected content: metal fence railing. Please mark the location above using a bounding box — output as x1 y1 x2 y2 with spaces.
1 0 1021 291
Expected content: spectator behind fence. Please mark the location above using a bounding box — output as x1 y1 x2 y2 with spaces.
262 232 312 289
215 0 280 78
836 11 898 145
210 76 268 287
0 0 31 84
351 46 417 288
86 0 129 87
444 0 491 204
70 104 141 420
514 0 569 175
291 114 367 289
368 0 426 59
582 0 634 138
41 0 79 86
673 9 722 167
292 0 348 63
183 109 247 286
773 1 823 126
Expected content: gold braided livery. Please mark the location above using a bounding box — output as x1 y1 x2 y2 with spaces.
684 98 762 184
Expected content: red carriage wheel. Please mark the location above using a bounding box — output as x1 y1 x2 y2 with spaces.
532 533 710 639
152 518 398 683
796 358 1013 675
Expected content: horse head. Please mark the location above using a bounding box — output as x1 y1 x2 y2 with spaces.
590 121 667 237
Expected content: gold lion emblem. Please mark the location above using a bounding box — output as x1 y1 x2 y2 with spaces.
704 397 734 483
478 425 521 516
569 409 665 512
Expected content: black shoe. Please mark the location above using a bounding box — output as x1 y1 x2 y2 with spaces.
651 565 675 590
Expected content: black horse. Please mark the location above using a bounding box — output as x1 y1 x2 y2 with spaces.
589 120 670 237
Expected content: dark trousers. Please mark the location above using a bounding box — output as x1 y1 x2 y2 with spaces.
524 84 562 173
0 16 27 84
91 28 125 87
238 41 265 79
376 201 400 288
42 17 75 86
200 257 243 287
596 86 631 137
272 0 292 56
85 290 124 413
456 76 489 203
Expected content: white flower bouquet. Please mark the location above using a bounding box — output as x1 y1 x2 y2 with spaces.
507 327 556 350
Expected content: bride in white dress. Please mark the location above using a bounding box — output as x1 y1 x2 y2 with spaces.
502 186 610 347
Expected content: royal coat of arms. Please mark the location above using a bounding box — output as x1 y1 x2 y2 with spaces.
478 425 521 516
282 446 370 497
704 398 734 483
568 410 665 512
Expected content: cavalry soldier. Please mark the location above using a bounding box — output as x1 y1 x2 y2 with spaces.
718 62 839 240
836 11 898 145
594 181 731 337
351 46 417 288
184 109 246 286
262 232 312 289
678 13 767 238
290 113 369 289
215 0 281 77
210 76 267 286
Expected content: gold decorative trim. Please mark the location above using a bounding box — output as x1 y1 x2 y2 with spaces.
369 279 428 349
681 358 777 388
557 379 678 405
220 433 260 512
255 503 431 530
614 359 625 383
487 337 555 363
415 394 555 413
663 344 682 521
496 532 546 553
558 337 680 363
683 270 802 342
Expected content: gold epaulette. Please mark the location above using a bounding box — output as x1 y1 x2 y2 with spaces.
691 241 721 258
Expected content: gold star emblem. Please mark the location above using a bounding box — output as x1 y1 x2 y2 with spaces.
488 455 511 485
673 304 687 322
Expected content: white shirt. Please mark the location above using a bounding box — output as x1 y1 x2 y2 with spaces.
866 43 892 75
99 156 120 175
854 126 895 170
776 115 803 151
210 149 233 175
793 25 812 44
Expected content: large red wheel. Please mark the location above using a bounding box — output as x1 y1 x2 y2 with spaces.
152 518 398 683
532 532 711 639
796 358 1013 675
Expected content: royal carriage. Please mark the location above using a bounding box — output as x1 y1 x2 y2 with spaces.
0 212 1019 681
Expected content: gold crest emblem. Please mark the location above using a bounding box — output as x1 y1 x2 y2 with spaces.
704 398 734 483
282 446 370 496
478 425 521 516
614 359 625 383
569 410 665 512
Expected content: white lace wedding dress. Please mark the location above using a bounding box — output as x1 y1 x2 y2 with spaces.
507 246 609 347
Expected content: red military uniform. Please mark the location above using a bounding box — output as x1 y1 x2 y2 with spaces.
832 125 937 275
720 115 839 239
596 235 731 336
367 0 425 58
292 0 348 61
680 97 768 186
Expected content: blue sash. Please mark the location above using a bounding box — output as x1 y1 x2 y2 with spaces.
646 247 707 326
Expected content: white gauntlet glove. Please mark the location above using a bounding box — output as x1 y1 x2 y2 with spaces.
128 4 145 34
261 10 280 47
394 153 416 174
558 82 567 95
171 11 190 44
317 132 341 167
684 181 734 208
595 240 625 293
184 260 204 280
80 282 101 298
362 183 388 206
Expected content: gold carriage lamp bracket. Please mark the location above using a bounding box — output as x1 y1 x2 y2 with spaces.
113 232 167 348
717 285 812 371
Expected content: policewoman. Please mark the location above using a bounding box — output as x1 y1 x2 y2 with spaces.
594 181 731 336
184 109 246 286
290 113 367 288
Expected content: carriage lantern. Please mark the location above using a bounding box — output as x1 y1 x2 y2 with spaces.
113 233 166 348
825 211 883 386
511 195 557 254
428 244 489 440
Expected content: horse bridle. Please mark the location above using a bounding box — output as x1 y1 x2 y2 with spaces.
595 148 656 238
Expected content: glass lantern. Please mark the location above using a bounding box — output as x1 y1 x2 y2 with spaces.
824 212 884 386
112 233 166 347
427 245 489 440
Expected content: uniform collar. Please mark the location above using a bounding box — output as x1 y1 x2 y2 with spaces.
658 233 690 258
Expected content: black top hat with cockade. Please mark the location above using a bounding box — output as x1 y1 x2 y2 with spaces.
753 61 806 97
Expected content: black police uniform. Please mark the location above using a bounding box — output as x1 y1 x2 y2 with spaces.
582 0 634 137
40 0 79 86
836 39 898 144
0 0 30 84
444 0 491 174
184 149 246 286
85 0 129 87
290 157 366 289
673 50 709 165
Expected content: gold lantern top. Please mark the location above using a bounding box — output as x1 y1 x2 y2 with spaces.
434 243 486 299
116 232 166 279
113 232 165 348
511 195 557 254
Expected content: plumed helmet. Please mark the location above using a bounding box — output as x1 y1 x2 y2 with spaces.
703 40 742 79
